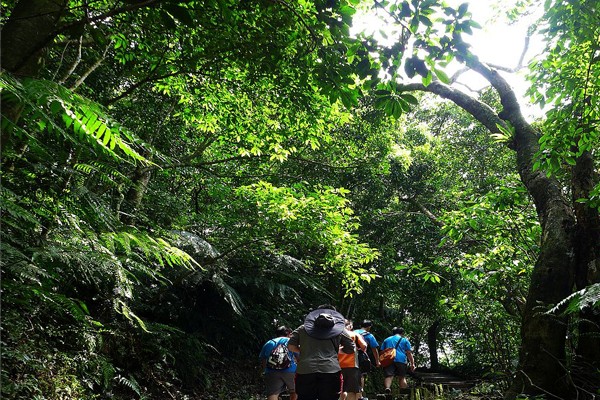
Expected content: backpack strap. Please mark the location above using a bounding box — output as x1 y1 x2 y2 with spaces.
354 334 366 349
394 336 405 356
382 336 402 351
360 331 372 347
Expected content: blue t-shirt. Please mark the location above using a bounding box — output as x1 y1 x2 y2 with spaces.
380 335 411 363
259 337 297 373
354 329 379 349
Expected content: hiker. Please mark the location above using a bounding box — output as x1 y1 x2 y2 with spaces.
339 319 368 400
259 326 298 400
288 304 355 400
380 327 415 393
354 320 380 400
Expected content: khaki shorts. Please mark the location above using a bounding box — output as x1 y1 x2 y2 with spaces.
265 371 295 396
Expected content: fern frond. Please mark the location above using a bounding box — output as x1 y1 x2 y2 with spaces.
3 280 91 323
547 283 600 315
73 161 132 188
115 374 142 396
211 274 245 315
115 299 149 332
102 230 200 271
1 72 154 165
0 186 41 226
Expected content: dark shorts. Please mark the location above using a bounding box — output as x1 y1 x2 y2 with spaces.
341 367 361 393
383 362 408 377
295 372 342 400
265 371 295 396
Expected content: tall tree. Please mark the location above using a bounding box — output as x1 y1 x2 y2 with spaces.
367 0 600 397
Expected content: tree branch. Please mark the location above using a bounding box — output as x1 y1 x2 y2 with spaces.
71 40 112 90
400 80 507 135
105 70 183 105
57 36 82 83
402 197 444 228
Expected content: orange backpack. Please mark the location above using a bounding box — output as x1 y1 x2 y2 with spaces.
379 339 401 367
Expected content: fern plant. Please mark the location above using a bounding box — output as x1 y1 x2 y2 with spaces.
1 70 205 398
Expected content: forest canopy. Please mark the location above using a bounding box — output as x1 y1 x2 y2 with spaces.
1 0 599 399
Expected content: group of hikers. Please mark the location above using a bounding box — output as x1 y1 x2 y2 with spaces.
259 304 416 400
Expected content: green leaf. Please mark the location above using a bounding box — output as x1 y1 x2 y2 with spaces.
419 15 432 27
433 68 450 84
469 20 482 29
400 1 411 18
422 71 432 86
401 93 419 105
340 89 358 109
404 57 416 78
340 5 356 17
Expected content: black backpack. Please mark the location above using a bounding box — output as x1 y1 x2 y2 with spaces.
360 331 377 367
356 334 372 373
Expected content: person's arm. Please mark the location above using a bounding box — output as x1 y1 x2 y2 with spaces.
371 335 381 367
372 347 381 367
406 350 415 371
259 342 269 372
287 328 301 354
288 343 301 353
357 334 368 351
340 331 355 354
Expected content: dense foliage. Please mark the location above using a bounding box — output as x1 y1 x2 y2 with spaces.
1 0 598 399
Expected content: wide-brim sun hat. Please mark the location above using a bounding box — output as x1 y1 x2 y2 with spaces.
304 308 345 339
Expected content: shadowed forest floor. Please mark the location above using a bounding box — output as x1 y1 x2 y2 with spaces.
192 363 505 400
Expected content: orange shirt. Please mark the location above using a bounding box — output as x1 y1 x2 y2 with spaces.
338 329 367 368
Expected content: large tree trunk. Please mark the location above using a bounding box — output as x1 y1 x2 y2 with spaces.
1 0 68 164
572 150 600 387
0 0 67 76
495 73 577 400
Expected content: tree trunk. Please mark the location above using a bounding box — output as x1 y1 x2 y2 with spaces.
120 167 152 225
1 0 67 154
503 90 576 400
427 320 440 371
0 0 67 77
572 150 600 387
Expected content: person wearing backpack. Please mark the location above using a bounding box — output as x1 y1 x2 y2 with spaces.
380 327 415 393
338 319 368 400
354 320 381 400
287 304 355 400
259 326 298 400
